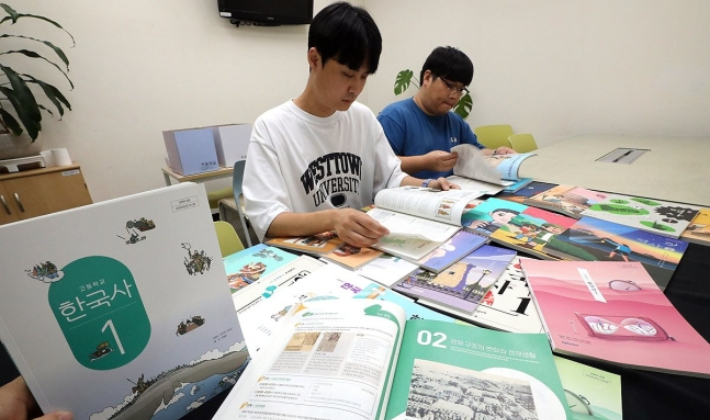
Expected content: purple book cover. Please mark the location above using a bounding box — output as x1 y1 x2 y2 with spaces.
416 230 488 273
393 245 516 313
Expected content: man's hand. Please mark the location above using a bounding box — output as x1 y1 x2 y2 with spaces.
332 209 389 248
493 146 516 155
0 377 72 420
428 177 460 190
425 150 459 172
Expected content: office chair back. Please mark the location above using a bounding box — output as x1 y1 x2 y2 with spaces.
231 159 253 247
473 124 514 150
214 221 245 257
508 133 538 153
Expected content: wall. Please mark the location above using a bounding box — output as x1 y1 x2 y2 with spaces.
366 0 710 147
14 0 710 202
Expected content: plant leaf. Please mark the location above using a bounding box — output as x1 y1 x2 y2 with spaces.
38 103 54 117
0 64 41 140
0 3 18 23
25 76 71 117
0 107 23 135
0 11 75 46
0 34 69 67
394 69 415 95
453 93 472 120
0 49 74 89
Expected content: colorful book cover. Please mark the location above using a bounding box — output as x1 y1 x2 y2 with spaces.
353 283 456 323
415 230 488 273
462 197 530 237
355 254 419 287
322 244 384 270
0 183 249 420
522 260 710 378
420 256 544 334
525 185 609 218
446 174 506 196
231 255 325 314
545 216 688 290
496 180 559 204
385 320 573 420
680 207 710 246
223 244 298 293
266 231 344 256
392 244 516 313
490 200 576 260
503 177 534 192
554 356 623 420
580 193 700 238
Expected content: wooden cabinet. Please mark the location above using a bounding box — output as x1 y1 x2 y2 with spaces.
0 164 92 225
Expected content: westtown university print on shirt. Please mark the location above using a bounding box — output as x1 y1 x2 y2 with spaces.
301 152 363 208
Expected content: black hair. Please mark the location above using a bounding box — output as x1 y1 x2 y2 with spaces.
419 46 473 86
308 2 382 74
491 208 520 216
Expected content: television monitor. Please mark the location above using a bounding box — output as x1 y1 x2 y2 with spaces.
218 0 314 26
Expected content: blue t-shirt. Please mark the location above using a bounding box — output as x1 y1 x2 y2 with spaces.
377 98 484 179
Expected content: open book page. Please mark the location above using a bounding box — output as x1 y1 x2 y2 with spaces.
374 186 484 226
384 320 573 420
367 207 461 243
452 144 536 182
446 175 506 195
214 299 407 420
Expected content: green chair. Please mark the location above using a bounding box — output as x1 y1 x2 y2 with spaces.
473 124 514 150
508 133 538 153
214 220 245 257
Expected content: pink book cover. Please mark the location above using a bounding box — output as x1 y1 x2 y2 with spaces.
521 260 710 378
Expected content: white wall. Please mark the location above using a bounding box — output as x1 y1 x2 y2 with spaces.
17 0 710 202
367 0 710 146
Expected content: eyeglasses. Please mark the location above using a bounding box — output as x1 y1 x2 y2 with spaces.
439 76 469 97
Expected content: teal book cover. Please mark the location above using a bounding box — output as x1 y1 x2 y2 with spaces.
385 319 572 420
223 243 298 293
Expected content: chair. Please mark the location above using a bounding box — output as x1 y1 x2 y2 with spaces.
507 133 538 153
214 221 245 257
218 159 255 247
473 124 514 150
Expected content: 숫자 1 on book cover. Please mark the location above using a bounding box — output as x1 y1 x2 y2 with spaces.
0 183 248 420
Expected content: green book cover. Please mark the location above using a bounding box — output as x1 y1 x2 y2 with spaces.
385 320 573 420
554 356 622 420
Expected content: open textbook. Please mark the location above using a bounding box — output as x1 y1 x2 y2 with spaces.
0 183 248 420
367 186 485 260
212 299 573 420
451 144 536 186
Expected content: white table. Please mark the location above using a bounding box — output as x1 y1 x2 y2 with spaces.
518 135 710 206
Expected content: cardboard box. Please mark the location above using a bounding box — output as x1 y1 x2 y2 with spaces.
213 124 252 167
163 127 220 175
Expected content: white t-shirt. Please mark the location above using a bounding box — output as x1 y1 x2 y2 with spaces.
243 100 407 241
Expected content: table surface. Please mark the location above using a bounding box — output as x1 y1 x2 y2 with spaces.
518 135 710 207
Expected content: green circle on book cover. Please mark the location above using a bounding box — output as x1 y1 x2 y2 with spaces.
48 256 151 370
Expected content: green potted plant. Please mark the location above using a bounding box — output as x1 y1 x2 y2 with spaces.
393 69 473 119
0 3 73 159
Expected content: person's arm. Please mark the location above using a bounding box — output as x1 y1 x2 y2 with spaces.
0 377 72 420
400 176 458 191
267 209 389 248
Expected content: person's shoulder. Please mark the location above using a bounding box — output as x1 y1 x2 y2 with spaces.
255 101 293 124
379 97 415 118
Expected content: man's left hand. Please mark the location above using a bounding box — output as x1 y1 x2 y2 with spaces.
493 146 516 155
429 177 460 190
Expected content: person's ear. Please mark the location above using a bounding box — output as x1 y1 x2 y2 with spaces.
307 47 321 71
422 70 434 87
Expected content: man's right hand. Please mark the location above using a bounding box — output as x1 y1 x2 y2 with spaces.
332 209 389 248
425 150 459 172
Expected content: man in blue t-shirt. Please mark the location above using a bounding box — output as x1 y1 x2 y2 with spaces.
378 46 515 179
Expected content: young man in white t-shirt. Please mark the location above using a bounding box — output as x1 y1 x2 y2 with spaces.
243 2 456 248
